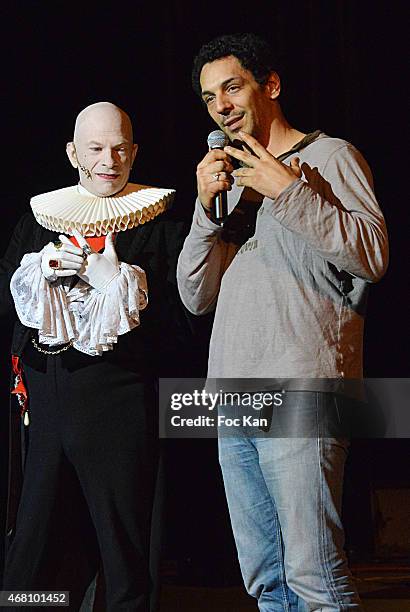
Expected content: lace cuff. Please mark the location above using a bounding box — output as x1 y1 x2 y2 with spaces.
10 252 76 344
10 254 148 356
67 263 148 355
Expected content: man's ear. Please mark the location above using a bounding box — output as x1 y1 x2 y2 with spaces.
265 72 281 100
66 142 78 168
131 143 138 167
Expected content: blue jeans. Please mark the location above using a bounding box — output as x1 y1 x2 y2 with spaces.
218 392 363 611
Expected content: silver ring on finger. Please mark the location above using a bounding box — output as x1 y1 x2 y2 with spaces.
212 173 220 182
82 244 93 258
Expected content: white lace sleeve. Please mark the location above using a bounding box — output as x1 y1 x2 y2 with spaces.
67 263 148 355
10 254 148 356
10 252 76 345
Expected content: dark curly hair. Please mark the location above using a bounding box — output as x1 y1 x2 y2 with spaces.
192 33 280 98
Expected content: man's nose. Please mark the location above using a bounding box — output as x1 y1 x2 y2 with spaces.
214 93 233 115
102 149 116 167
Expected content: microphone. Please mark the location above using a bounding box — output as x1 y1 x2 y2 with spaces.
207 130 229 223
78 162 92 180
72 144 92 179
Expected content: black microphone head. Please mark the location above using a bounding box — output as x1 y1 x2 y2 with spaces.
207 130 229 150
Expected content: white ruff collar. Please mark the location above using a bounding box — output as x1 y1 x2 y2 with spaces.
30 183 175 236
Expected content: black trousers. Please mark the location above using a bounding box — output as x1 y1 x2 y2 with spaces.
3 346 159 612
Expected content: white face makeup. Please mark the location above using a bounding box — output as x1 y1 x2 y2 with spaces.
67 102 138 197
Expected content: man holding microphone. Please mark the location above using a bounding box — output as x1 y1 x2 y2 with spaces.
177 33 388 611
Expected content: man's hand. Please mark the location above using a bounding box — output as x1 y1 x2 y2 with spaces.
64 230 120 292
41 238 84 282
226 131 302 200
196 149 234 210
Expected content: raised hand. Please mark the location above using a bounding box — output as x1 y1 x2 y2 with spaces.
40 237 84 282
68 230 120 292
227 131 302 200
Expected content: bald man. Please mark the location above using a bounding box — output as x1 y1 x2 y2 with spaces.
0 102 187 611
67 101 138 197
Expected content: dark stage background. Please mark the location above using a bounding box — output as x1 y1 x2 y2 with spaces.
1 0 408 589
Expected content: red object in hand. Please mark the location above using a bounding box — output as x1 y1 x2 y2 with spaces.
70 235 108 253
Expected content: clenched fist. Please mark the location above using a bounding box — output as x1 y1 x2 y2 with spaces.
196 149 234 210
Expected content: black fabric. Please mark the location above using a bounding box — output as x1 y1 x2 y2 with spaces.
3 355 158 611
